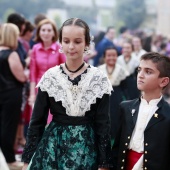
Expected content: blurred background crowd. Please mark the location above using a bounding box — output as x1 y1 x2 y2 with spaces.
0 0 170 169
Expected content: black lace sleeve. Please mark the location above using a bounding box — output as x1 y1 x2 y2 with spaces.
22 88 50 163
94 94 113 168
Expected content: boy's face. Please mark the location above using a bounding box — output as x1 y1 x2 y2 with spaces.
137 60 164 92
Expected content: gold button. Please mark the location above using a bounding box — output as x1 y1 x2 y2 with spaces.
145 143 148 146
145 151 147 154
128 136 130 139
144 167 147 170
121 166 124 169
123 150 126 153
145 159 147 162
125 143 128 146
122 159 125 162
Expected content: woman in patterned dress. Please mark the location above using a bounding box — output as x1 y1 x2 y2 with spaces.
22 18 113 170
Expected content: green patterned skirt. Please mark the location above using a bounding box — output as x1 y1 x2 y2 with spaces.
27 122 98 170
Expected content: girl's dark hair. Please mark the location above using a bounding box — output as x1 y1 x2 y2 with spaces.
141 52 170 78
59 18 90 46
103 46 118 57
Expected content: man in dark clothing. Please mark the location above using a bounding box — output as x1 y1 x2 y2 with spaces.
93 26 122 66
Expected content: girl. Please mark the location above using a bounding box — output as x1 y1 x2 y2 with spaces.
22 18 113 170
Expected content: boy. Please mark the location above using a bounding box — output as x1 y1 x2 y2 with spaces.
112 52 170 170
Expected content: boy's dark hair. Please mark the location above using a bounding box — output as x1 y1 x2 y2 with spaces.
7 13 25 32
141 52 170 78
59 18 90 46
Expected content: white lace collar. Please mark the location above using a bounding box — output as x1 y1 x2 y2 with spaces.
98 63 129 86
37 65 113 117
117 55 139 75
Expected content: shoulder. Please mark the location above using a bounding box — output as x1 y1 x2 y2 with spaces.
117 55 123 59
90 65 107 76
98 64 106 71
120 98 139 108
116 63 125 72
51 42 60 50
117 55 124 62
90 65 110 81
162 99 170 112
32 43 42 50
89 65 113 94
117 63 129 74
157 99 170 120
141 49 147 54
44 65 60 75
9 51 19 58
36 65 61 88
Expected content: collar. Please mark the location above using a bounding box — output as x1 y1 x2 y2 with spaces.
141 96 162 106
37 42 57 51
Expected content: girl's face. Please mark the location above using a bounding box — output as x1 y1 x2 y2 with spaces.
61 25 86 61
39 23 54 43
104 49 117 66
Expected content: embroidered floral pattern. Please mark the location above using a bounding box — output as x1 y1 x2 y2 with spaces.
27 122 98 170
98 63 129 86
37 66 112 116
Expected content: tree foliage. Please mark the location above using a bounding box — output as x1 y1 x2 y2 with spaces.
116 0 146 29
0 0 98 28
0 0 65 22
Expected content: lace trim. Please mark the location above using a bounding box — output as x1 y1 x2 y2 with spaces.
22 131 41 163
117 55 139 75
37 65 113 116
98 63 129 86
98 134 113 168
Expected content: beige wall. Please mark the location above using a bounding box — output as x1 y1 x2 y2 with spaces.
157 0 170 36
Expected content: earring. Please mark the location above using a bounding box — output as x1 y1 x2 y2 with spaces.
84 46 91 55
59 46 63 53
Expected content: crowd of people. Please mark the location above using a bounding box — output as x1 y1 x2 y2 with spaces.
0 12 170 170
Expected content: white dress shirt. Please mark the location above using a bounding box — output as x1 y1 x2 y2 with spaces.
128 96 162 170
